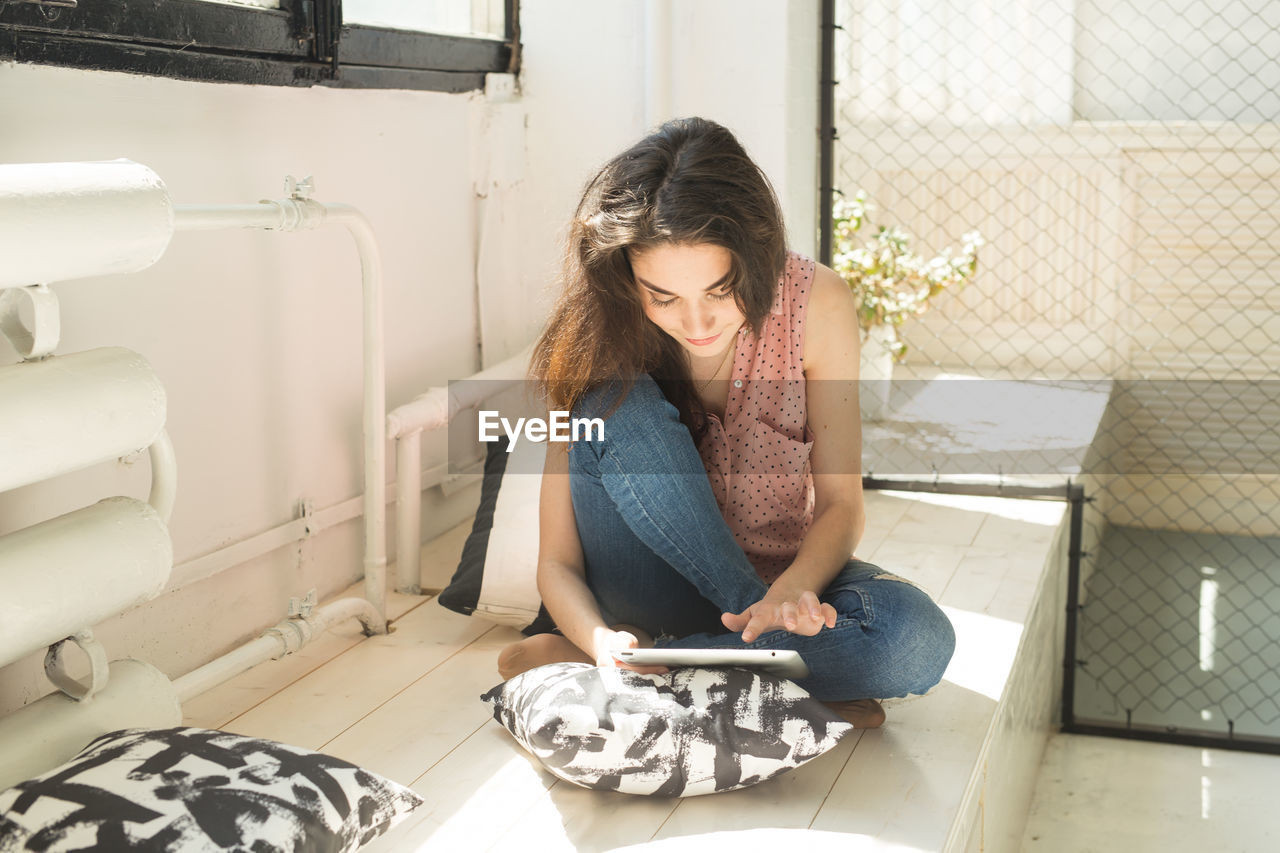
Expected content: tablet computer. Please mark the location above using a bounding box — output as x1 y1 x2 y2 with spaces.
614 648 810 680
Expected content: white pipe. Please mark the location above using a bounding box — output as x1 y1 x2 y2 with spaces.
387 387 451 442
164 457 468 595
43 629 109 701
0 283 60 359
173 635 287 705
385 343 531 592
0 498 171 671
0 347 167 494
174 204 282 230
388 442 486 590
395 433 423 593
173 201 319 232
387 343 532 439
167 192 528 697
325 204 388 626
172 199 387 632
172 596 383 703
169 514 311 594
0 159 174 290
310 594 384 635
0 659 181 791
148 428 177 523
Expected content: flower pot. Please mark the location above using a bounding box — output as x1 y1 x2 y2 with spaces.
859 325 896 421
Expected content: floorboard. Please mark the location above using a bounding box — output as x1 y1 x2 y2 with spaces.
319 624 517 780
181 585 425 730
366 722 558 852
180 489 1072 852
219 598 491 749
490 780 679 853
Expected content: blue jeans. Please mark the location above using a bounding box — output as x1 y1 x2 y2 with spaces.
567 375 956 702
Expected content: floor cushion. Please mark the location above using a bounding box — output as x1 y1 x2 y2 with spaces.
481 662 853 797
0 726 422 852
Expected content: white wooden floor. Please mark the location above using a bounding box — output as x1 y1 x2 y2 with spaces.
182 490 1069 852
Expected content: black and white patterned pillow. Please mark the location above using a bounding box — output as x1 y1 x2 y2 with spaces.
481 663 852 797
439 436 555 635
0 727 422 852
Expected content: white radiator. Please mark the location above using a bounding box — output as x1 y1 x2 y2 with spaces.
0 160 182 784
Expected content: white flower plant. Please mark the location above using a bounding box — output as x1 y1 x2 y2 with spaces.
832 190 983 361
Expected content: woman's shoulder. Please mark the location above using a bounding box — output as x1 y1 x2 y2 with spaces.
806 259 853 309
771 250 818 317
777 249 852 322
799 260 860 378
779 251 843 299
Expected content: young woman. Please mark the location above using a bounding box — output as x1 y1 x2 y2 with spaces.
497 117 955 725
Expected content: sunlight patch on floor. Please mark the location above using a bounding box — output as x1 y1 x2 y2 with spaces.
612 828 927 852
941 606 1024 702
416 753 552 850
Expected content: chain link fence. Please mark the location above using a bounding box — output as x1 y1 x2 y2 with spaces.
826 0 1280 750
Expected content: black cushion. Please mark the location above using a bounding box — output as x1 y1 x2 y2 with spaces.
439 436 554 635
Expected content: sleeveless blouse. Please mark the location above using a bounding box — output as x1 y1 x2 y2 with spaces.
697 250 816 584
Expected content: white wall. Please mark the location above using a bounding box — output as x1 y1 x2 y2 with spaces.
0 0 818 715
483 0 652 365
0 66 492 714
509 0 823 363
667 0 821 256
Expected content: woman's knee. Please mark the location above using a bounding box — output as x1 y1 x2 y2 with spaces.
575 374 665 420
921 600 956 683
888 584 955 694
572 375 705 481
834 579 955 697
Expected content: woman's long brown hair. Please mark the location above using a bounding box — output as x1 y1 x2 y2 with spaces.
531 117 787 439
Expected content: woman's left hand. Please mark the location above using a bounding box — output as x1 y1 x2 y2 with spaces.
721 587 838 643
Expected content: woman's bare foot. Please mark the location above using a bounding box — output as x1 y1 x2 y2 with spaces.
497 634 592 680
822 698 886 729
497 624 658 680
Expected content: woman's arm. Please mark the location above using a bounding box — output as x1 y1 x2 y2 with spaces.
723 262 867 642
536 441 665 670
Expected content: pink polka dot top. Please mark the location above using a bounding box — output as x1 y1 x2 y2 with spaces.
697 250 816 585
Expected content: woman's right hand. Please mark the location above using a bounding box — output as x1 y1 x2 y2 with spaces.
592 627 668 675
721 585 837 643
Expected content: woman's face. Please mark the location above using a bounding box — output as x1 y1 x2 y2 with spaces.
629 243 745 362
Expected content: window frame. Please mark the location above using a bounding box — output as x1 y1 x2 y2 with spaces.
0 0 519 92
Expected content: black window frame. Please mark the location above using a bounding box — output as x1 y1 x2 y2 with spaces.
0 0 520 92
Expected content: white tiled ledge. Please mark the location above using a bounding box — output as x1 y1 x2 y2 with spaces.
838 489 1070 853
413 488 1073 852
861 369 1113 486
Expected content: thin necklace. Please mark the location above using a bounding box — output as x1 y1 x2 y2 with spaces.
695 338 736 394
